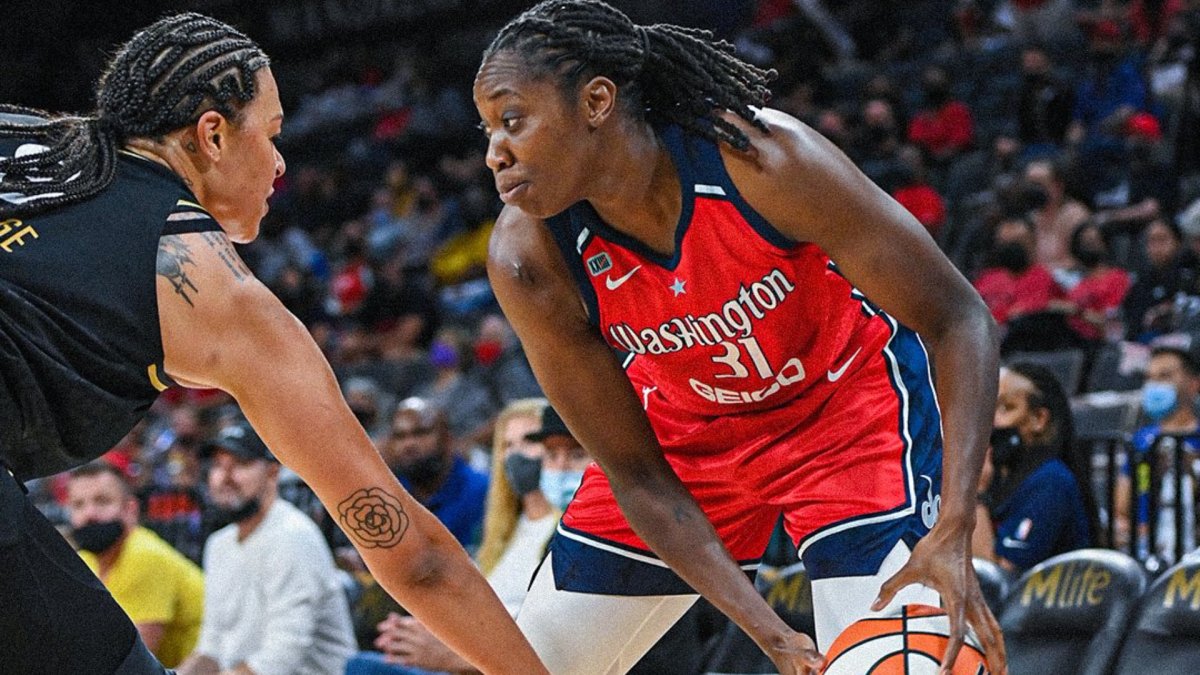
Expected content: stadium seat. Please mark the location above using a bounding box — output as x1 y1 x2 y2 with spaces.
1112 557 1200 674
1085 342 1146 393
973 557 1012 617
1006 348 1087 395
702 563 814 674
999 549 1146 675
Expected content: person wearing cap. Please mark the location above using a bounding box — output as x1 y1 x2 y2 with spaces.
177 419 356 675
67 461 204 668
522 405 590 513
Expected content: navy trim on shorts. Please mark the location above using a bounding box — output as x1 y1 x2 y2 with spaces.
548 522 759 596
798 323 944 580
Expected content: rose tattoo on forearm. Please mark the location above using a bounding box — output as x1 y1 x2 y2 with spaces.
337 488 410 549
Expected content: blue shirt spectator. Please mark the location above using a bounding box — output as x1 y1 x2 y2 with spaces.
398 455 488 549
991 458 1091 571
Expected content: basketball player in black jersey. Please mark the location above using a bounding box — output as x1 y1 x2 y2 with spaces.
0 14 545 675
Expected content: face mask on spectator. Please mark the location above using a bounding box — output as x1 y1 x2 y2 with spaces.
540 469 584 511
474 339 504 367
397 453 447 485
1075 247 1104 268
504 454 542 497
73 519 124 553
992 242 1030 272
1143 381 1179 420
989 426 1024 467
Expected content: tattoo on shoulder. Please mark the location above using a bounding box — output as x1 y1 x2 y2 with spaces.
157 235 199 307
199 231 251 282
337 487 410 549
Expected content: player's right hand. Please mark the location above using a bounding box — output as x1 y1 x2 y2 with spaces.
764 630 826 675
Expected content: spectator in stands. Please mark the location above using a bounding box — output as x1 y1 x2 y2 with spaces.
973 362 1096 572
381 397 488 549
1123 218 1197 342
67 462 204 668
907 65 974 165
344 399 558 675
1053 220 1132 346
891 145 948 238
413 330 498 454
469 314 542 407
973 214 1066 335
1114 344 1200 562
343 376 389 438
178 419 356 675
1005 0 1083 47
853 97 904 189
1018 46 1075 150
1069 20 1152 148
1026 159 1092 272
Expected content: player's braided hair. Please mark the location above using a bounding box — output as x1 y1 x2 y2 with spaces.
481 0 775 151
0 12 268 219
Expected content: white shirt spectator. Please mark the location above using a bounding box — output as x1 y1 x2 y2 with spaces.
195 499 355 675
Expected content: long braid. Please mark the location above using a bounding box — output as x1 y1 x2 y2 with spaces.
0 12 268 219
482 0 775 151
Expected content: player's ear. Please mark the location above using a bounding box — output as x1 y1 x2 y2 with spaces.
194 110 227 159
580 76 617 130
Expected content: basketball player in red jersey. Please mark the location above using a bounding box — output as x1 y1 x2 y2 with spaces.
475 2 1006 674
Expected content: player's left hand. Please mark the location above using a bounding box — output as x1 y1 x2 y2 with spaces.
870 525 1008 675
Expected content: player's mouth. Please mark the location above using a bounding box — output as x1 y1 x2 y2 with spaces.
498 180 529 204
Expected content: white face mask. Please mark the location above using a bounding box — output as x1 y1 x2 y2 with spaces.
539 468 584 511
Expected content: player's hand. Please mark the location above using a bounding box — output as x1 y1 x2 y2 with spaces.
763 629 826 675
376 613 471 672
871 526 1008 675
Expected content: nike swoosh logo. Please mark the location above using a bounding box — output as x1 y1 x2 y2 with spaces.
1002 537 1030 549
826 347 862 382
605 265 642 290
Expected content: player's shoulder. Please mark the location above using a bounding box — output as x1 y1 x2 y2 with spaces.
488 205 558 273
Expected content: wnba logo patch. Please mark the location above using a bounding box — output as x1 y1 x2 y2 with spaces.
587 252 612 276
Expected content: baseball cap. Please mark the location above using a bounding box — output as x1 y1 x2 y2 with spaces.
201 419 275 462
525 406 573 443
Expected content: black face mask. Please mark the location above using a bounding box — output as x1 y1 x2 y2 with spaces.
1075 248 1104 268
351 407 377 430
504 454 543 497
73 520 124 553
990 426 1025 467
924 84 951 106
991 242 1031 272
209 497 262 528
398 454 448 485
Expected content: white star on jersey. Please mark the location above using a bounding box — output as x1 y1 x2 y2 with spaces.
669 278 686 297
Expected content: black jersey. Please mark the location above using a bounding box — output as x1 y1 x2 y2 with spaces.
0 140 222 479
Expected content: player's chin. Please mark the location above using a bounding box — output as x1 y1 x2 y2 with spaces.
512 188 570 220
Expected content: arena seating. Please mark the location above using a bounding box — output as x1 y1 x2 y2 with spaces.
999 549 1146 675
1112 557 1200 674
973 557 1012 618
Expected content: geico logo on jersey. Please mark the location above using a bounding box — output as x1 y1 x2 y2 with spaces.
690 358 806 404
605 268 796 354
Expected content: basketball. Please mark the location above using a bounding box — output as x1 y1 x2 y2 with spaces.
822 604 989 675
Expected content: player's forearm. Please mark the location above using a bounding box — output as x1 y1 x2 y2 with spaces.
608 470 795 652
358 509 547 675
926 300 1000 537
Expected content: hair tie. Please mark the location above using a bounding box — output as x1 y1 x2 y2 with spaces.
92 114 122 137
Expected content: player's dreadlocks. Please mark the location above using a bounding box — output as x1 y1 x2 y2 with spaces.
0 13 268 219
481 0 775 151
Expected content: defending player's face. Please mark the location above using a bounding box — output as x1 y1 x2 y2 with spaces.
66 473 136 530
473 52 595 218
205 67 286 244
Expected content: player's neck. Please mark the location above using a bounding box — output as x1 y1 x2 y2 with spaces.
588 121 681 257
123 135 206 200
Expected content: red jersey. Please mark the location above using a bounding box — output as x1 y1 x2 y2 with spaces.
545 125 898 419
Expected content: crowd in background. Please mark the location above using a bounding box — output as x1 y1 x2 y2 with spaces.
18 0 1200 671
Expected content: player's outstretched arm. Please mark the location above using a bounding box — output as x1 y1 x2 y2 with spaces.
721 109 1007 675
488 208 824 675
156 231 546 675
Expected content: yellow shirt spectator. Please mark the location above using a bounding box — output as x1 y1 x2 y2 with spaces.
80 526 204 667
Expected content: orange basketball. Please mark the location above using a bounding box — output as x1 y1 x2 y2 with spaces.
822 604 989 675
